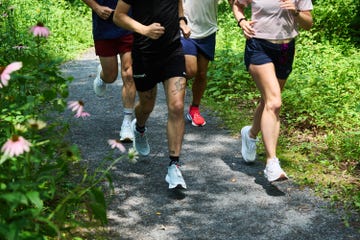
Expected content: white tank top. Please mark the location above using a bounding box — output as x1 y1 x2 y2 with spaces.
183 0 219 39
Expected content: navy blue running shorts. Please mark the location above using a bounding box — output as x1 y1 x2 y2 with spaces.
181 32 216 61
244 38 295 79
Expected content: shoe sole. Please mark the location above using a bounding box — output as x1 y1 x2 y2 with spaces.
185 113 206 127
119 137 133 143
174 184 186 190
268 176 289 183
265 171 289 183
165 175 187 189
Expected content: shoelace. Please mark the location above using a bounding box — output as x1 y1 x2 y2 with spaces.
173 165 183 177
134 131 146 143
267 160 281 173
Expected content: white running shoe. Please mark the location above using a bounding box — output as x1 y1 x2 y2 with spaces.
165 164 187 189
241 125 258 163
131 119 150 156
264 158 289 182
119 120 134 142
93 65 106 97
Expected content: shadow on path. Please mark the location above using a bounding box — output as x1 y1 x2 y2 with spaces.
61 49 360 240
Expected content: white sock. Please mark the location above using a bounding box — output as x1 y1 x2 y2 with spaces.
123 108 133 123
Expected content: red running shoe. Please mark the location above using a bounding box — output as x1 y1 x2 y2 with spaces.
186 106 206 127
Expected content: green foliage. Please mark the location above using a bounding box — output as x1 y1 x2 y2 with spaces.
205 1 360 213
0 0 92 63
0 1 125 239
283 41 360 131
311 0 360 45
208 3 258 108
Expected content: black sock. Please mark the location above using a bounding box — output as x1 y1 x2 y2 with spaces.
169 156 179 166
191 103 199 108
136 123 145 133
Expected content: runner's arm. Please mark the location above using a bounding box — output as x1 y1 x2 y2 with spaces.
113 0 165 40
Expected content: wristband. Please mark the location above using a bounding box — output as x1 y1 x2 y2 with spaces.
237 18 246 28
179 16 188 24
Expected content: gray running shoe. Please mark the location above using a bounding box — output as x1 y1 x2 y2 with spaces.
165 164 187 189
131 119 150 156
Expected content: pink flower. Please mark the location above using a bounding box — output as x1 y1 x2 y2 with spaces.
1 135 31 157
68 100 91 119
108 139 126 153
74 111 91 119
0 62 22 88
68 100 84 113
30 22 50 37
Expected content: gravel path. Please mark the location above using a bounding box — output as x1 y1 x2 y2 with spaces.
61 49 360 240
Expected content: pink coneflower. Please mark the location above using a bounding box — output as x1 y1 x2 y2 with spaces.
0 61 22 88
1 135 31 157
67 100 91 119
68 100 84 114
108 139 126 153
30 22 50 38
74 111 91 119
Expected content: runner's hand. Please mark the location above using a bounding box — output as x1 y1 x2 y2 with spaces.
144 23 165 40
239 20 256 39
180 23 191 38
95 6 114 20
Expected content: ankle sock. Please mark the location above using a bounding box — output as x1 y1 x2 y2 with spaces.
123 108 133 123
136 124 146 133
169 156 179 166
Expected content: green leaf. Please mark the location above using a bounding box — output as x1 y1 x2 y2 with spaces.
0 154 9 165
88 187 107 224
26 191 43 209
0 192 28 206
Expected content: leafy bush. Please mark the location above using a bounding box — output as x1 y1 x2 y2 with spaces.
311 0 360 45
0 1 128 239
283 41 360 131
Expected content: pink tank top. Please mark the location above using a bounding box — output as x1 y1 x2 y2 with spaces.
238 0 313 40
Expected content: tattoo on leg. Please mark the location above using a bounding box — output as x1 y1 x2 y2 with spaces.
171 77 186 95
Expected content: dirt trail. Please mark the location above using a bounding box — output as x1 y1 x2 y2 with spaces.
61 49 360 240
